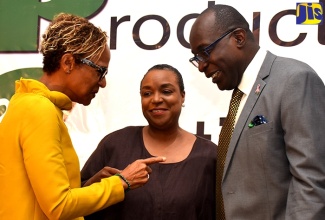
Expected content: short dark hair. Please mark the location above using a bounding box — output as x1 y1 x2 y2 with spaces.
141 64 185 92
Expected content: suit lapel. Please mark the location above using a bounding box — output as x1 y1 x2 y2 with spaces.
222 51 277 180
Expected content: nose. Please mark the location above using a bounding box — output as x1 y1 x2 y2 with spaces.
98 77 107 88
198 60 208 73
152 92 162 103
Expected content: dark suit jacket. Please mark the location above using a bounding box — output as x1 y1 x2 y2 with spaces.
222 51 325 220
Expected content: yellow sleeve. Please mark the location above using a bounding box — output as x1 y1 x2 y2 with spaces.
21 96 124 219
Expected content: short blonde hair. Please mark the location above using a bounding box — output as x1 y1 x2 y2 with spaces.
40 13 107 73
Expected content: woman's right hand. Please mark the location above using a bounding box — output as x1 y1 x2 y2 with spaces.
118 156 166 191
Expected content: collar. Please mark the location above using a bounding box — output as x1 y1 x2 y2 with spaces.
16 78 72 110
238 48 267 95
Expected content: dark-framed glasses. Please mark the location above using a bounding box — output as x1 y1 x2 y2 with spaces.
189 28 237 68
79 58 108 81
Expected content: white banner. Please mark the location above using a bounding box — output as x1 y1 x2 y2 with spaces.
1 0 324 167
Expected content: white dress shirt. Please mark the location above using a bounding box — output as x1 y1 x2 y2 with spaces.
235 48 267 124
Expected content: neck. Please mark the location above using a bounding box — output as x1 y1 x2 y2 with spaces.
143 125 185 150
145 125 182 142
142 125 195 163
40 73 67 93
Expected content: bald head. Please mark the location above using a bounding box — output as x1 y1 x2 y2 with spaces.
191 4 255 41
205 5 249 31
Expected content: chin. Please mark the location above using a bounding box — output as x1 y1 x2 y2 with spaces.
216 83 226 91
81 99 92 106
217 83 233 91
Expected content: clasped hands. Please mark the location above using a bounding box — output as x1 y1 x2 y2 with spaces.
83 156 166 191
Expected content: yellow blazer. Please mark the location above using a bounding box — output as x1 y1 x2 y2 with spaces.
0 79 124 220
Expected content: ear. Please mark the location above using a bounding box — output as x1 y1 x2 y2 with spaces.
60 53 75 73
181 91 185 103
233 29 246 48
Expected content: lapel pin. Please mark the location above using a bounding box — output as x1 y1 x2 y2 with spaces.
255 84 261 95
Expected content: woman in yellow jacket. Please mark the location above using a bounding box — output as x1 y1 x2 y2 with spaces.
0 13 165 220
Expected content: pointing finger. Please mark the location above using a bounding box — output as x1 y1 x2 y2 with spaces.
141 156 166 165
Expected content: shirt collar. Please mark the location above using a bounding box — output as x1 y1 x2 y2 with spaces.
238 48 267 95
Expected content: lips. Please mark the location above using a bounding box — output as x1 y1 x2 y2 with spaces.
152 109 164 113
91 89 99 95
210 70 222 83
90 91 98 99
150 108 167 116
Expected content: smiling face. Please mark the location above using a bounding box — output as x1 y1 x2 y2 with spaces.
140 69 185 130
68 45 110 106
189 10 245 91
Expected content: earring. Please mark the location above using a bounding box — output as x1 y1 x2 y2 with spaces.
182 103 185 107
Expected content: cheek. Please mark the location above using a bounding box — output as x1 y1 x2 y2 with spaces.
77 81 93 93
75 82 97 101
79 69 99 85
169 98 183 109
141 103 150 120
141 99 150 111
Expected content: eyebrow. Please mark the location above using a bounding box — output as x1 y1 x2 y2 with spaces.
160 83 175 88
191 43 205 53
140 83 175 90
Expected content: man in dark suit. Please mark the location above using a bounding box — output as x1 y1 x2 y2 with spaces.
189 4 325 220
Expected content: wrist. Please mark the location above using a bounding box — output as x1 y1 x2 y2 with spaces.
115 173 131 192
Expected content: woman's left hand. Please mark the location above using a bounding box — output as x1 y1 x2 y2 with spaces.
83 166 121 187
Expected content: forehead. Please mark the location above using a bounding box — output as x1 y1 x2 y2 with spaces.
98 45 110 65
189 11 219 51
141 69 178 87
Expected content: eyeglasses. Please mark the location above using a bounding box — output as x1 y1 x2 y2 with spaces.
189 28 237 68
79 58 108 81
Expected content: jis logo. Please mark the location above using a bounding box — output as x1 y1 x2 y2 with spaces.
296 2 323 24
